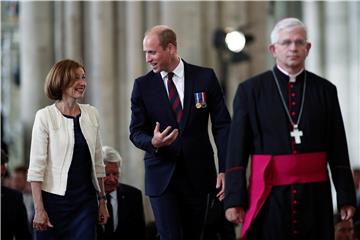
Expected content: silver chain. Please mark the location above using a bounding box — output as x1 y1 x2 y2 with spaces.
271 70 307 127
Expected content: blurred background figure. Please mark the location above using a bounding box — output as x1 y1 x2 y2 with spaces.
1 149 31 240
352 168 360 240
11 165 35 225
334 213 355 240
97 145 146 240
353 169 360 212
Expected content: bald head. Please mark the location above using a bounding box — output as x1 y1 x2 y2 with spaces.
145 25 177 50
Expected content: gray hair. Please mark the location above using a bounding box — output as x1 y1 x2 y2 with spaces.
270 18 307 44
102 146 123 176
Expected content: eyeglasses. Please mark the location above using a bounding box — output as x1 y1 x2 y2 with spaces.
277 39 307 47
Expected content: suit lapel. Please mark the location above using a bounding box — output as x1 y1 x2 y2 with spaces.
115 186 123 232
180 62 193 131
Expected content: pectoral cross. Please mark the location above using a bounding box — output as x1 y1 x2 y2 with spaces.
290 124 303 144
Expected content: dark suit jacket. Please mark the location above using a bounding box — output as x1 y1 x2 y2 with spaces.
1 186 31 240
130 60 231 196
97 183 146 240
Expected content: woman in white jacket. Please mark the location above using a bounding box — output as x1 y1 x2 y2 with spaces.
28 59 109 239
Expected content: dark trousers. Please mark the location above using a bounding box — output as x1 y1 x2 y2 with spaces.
150 169 208 240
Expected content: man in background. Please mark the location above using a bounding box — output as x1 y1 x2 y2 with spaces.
97 146 146 240
1 149 31 240
11 165 35 225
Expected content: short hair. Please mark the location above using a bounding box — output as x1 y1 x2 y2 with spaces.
102 146 123 176
44 59 85 100
270 18 307 44
146 25 177 50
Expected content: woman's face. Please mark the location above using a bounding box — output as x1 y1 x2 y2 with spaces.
63 67 87 100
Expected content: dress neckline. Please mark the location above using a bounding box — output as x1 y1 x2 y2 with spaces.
62 113 81 119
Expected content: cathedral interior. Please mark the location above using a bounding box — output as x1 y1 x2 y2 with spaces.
1 1 359 225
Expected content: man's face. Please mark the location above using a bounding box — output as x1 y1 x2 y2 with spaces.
335 220 354 240
104 162 120 193
269 26 311 72
143 34 173 73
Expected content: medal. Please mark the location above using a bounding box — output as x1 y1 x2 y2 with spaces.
201 92 207 108
194 92 207 109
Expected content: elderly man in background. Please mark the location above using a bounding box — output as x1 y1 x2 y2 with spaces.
97 146 146 240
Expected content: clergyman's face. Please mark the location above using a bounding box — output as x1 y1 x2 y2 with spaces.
269 26 311 73
143 34 172 73
104 162 120 193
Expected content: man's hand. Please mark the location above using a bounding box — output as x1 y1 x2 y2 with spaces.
225 207 245 225
151 122 179 148
340 205 356 221
216 173 225 201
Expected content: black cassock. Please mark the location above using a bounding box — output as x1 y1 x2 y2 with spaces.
224 66 356 240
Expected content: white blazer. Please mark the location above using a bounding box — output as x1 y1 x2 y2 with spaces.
27 103 105 196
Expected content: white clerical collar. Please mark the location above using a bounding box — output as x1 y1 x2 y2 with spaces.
160 58 184 79
277 65 304 83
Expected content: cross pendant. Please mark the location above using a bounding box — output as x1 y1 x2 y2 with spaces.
290 124 303 144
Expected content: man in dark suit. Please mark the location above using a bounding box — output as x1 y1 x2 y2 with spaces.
1 149 32 240
130 25 231 240
97 146 146 240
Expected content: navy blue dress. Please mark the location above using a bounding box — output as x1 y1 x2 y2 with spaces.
36 114 98 240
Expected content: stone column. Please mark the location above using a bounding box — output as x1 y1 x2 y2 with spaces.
347 2 360 168
83 2 116 147
303 2 325 75
122 0 150 221
305 2 359 168
53 1 64 60
144 1 160 30
53 1 83 61
200 2 220 70
324 2 350 135
219 1 249 110
64 1 83 61
247 2 268 77
20 1 54 163
161 2 203 64
122 1 146 192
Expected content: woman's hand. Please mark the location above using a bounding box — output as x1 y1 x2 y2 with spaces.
33 208 53 231
98 200 110 225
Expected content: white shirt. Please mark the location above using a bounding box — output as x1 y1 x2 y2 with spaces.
108 190 118 230
161 58 185 107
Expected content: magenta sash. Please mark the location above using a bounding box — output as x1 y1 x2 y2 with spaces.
241 152 328 239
